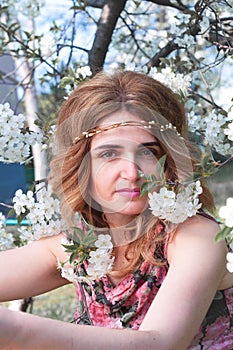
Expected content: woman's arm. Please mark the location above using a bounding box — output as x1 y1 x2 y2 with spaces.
0 234 69 302
0 306 157 350
140 215 228 348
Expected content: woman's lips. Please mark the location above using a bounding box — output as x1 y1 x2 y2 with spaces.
117 188 141 198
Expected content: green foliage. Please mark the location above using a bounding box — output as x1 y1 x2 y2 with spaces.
63 226 97 265
139 155 167 196
215 226 232 243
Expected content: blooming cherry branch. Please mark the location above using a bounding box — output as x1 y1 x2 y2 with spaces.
0 186 67 251
59 231 114 283
0 103 43 164
148 181 203 224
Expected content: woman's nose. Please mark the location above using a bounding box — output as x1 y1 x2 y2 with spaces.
120 159 140 181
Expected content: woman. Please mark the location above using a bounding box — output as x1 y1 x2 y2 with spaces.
0 71 232 349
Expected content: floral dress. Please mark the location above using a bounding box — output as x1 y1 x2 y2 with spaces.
73 227 233 349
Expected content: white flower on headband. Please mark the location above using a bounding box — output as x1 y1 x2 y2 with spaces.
148 181 203 224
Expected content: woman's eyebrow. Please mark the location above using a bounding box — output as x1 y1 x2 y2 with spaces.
92 142 160 151
92 144 123 151
139 141 160 147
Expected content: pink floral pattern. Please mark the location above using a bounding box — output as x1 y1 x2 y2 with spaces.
74 258 167 329
74 257 233 348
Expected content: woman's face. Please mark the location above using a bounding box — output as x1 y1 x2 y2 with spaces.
89 112 161 226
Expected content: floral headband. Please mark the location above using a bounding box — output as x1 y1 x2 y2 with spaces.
73 120 182 144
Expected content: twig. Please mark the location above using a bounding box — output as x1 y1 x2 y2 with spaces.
0 202 13 209
214 41 233 51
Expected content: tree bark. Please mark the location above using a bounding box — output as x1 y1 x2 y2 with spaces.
146 41 180 69
84 0 105 8
147 0 187 11
84 0 188 11
88 0 127 74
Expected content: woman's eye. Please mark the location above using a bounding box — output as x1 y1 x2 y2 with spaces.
100 150 117 159
139 148 156 157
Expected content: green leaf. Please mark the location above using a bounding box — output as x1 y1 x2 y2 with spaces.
140 181 157 196
70 226 85 244
6 208 15 218
70 251 78 264
62 244 76 252
215 226 232 243
17 210 30 225
156 154 167 181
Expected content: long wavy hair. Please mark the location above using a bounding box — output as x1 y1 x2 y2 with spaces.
49 70 215 277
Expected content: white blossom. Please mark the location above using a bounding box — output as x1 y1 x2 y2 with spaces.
94 234 113 250
0 213 15 250
170 23 186 36
86 264 107 280
17 226 34 242
149 181 203 224
224 121 233 141
219 198 233 228
176 13 191 24
88 250 113 266
150 67 191 95
13 189 33 215
12 187 67 242
187 111 204 132
0 213 6 228
174 34 195 48
86 256 114 280
76 66 92 80
0 230 15 250
199 16 210 33
38 32 56 57
84 234 115 280
226 252 233 273
192 111 233 156
0 103 43 164
57 258 77 283
2 0 45 17
227 110 233 121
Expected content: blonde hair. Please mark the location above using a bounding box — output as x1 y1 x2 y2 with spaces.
49 70 215 277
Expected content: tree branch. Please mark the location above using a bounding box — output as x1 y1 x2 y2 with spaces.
146 40 180 69
88 0 127 73
120 13 151 59
81 0 105 9
81 0 188 11
146 0 188 11
65 0 78 68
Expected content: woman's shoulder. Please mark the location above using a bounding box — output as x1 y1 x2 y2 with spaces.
176 213 220 240
167 214 227 266
178 215 233 290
